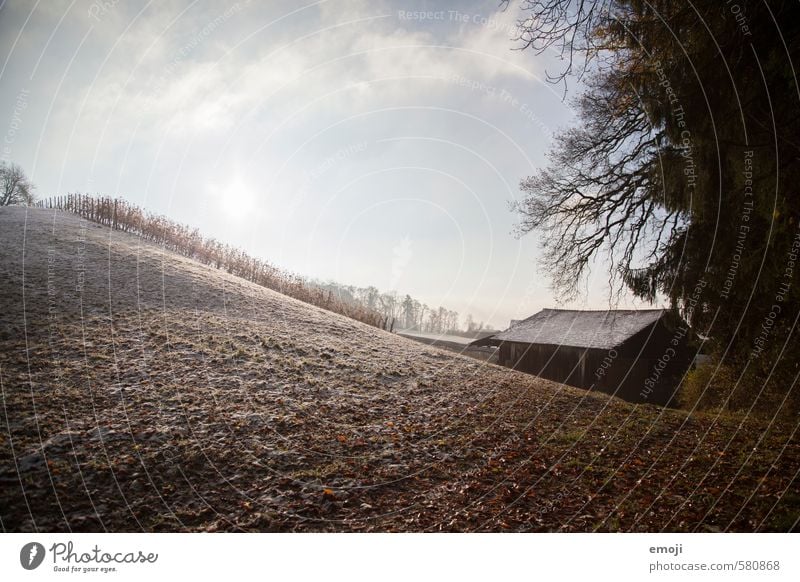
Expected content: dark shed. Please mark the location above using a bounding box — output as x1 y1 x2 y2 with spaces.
471 309 695 406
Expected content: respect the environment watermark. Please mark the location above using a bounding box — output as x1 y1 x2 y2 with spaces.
449 74 555 139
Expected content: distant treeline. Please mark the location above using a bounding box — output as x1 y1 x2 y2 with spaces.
35 194 386 328
313 282 489 336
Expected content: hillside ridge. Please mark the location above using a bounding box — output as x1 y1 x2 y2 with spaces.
0 206 797 532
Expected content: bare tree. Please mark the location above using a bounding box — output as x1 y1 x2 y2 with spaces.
0 162 35 206
504 0 615 87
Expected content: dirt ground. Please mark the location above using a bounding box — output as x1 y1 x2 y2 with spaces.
1 206 797 532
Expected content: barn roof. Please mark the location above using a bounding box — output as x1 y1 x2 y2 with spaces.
472 308 667 350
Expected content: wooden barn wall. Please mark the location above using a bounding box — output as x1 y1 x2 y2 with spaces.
498 320 694 406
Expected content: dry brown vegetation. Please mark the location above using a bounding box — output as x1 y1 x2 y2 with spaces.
34 195 385 328
1 207 798 532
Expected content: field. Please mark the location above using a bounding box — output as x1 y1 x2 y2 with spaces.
0 206 797 532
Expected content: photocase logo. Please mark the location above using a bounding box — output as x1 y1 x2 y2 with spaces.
20 542 45 570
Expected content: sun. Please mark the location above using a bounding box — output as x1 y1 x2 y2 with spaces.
221 177 256 221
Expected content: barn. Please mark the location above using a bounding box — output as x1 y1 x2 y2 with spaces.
471 309 695 406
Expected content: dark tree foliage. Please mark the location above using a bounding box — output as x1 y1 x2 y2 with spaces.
512 0 800 414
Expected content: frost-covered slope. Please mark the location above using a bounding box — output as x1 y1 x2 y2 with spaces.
0 207 796 532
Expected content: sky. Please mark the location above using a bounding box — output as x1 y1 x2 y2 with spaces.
0 0 654 329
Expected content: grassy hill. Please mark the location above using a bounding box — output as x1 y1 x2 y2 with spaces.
0 206 797 532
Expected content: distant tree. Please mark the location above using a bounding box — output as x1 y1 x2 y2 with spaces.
400 294 410 328
0 162 35 206
447 309 460 333
418 303 429 331
401 294 417 330
465 314 484 334
358 286 380 310
378 291 399 322
434 306 453 334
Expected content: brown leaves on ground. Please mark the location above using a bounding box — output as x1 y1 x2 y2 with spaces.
0 207 798 532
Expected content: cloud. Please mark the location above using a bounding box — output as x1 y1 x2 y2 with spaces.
53 1 542 145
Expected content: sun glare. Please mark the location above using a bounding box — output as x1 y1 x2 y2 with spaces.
221 177 256 221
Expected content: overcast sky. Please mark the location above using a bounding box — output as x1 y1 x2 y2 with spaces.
0 0 654 329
